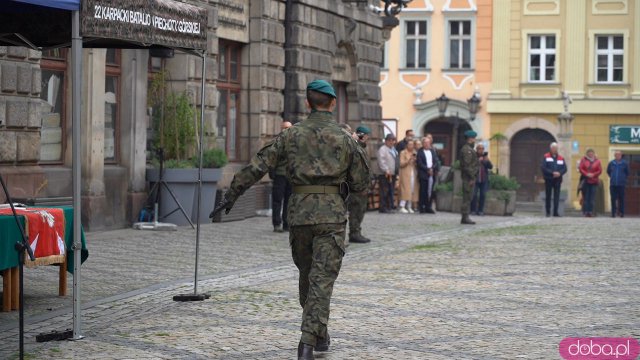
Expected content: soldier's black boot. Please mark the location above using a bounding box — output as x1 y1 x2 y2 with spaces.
461 214 476 225
298 342 315 360
315 333 330 352
349 233 371 243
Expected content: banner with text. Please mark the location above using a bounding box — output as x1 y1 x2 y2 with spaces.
82 0 208 51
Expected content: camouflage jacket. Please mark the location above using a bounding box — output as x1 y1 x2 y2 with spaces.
225 112 370 226
460 142 480 181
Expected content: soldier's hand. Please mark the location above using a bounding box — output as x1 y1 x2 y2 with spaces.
209 198 235 220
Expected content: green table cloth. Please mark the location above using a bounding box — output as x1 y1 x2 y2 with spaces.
0 206 88 272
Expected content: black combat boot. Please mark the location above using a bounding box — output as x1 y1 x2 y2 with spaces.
298 342 314 360
315 333 330 352
349 233 371 243
461 214 476 225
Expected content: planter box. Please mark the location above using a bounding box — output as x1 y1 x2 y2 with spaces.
147 168 222 226
435 191 452 212
484 190 517 216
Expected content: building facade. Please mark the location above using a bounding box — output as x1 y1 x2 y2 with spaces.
487 0 640 214
0 0 386 230
380 0 493 166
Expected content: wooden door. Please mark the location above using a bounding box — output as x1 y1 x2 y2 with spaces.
510 129 556 201
623 154 640 216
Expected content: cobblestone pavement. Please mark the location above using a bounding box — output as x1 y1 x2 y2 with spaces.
1 211 639 359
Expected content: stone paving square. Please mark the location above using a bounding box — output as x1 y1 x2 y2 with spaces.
0 212 638 359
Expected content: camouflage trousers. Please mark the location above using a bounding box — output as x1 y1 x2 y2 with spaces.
290 222 346 346
348 192 368 236
461 178 474 215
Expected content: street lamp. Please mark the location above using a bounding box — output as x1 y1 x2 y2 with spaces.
467 92 481 121
436 93 449 118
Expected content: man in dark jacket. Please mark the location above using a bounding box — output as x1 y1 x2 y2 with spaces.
417 136 439 213
272 121 293 232
395 129 414 152
470 144 493 216
607 150 629 217
540 142 568 217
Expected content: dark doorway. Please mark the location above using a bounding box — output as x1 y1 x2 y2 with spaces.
510 128 556 201
424 118 471 166
622 153 640 216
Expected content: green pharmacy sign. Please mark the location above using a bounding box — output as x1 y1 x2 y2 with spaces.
610 126 640 144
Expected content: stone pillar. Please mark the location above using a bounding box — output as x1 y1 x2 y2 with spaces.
564 1 586 99
81 48 107 230
557 112 574 204
489 0 511 99
120 49 149 223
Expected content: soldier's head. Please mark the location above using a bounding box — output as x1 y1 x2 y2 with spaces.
306 80 337 112
464 130 477 145
355 125 371 143
549 142 558 155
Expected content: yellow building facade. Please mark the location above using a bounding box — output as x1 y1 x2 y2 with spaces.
487 0 640 214
380 0 493 166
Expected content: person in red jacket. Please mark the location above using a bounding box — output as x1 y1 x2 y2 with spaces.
578 148 602 217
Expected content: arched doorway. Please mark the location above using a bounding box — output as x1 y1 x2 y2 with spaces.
424 118 472 166
510 129 556 201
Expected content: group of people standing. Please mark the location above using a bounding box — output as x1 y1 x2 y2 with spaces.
377 130 440 215
542 144 629 218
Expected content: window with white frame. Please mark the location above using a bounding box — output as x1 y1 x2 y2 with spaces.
448 20 472 69
528 35 556 82
404 20 427 69
595 35 623 83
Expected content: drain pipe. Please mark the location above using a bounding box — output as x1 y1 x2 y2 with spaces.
283 0 295 123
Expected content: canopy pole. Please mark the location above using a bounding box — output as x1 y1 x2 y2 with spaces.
173 52 209 303
194 53 206 295
71 9 84 341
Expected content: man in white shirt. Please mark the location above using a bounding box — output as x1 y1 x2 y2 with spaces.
377 134 397 213
416 137 439 213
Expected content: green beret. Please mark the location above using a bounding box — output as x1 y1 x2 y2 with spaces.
464 130 478 138
355 126 371 135
307 79 337 98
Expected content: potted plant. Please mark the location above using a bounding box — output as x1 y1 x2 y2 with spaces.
146 71 227 225
484 173 520 215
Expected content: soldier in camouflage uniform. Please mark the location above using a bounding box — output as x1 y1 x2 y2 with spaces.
211 80 369 360
348 125 373 244
460 130 480 225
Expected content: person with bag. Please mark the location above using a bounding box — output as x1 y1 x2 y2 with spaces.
540 142 567 217
579 148 602 217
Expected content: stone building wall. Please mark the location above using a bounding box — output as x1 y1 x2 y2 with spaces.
0 46 46 202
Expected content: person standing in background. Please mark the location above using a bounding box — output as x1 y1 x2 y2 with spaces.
471 144 493 216
271 121 293 232
396 129 415 153
377 134 397 213
416 137 439 214
540 142 567 217
348 126 373 243
398 140 419 213
607 150 629 218
579 148 602 217
460 130 479 224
